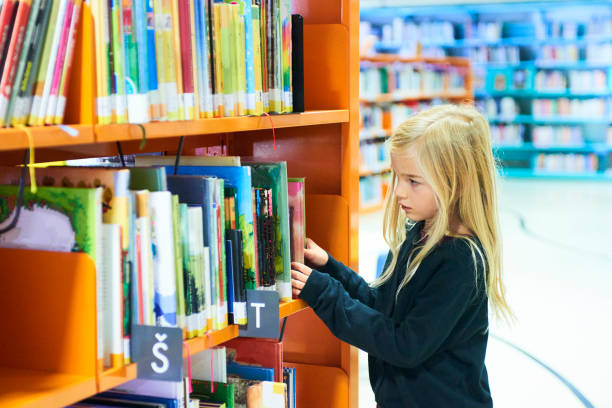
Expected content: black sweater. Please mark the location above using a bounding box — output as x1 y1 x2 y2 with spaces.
299 222 492 408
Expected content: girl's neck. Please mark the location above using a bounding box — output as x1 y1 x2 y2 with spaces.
422 218 471 236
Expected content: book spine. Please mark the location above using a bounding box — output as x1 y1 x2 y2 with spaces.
43 0 74 125
53 0 82 125
0 0 32 127
123 0 148 123
178 0 194 120
189 0 199 119
194 0 212 118
135 191 155 326
180 203 197 338
28 0 67 125
144 0 161 120
280 0 291 112
219 4 234 117
172 195 186 331
212 2 223 117
0 1 18 76
110 0 128 123
102 223 124 369
232 3 246 116
252 5 263 115
170 0 184 120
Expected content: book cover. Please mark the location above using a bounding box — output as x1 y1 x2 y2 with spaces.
246 381 286 408
246 162 292 301
210 0 223 117
110 0 128 123
135 190 155 326
122 0 149 124
153 0 179 120
0 0 32 126
226 0 254 115
0 0 18 75
92 0 112 124
149 191 177 327
129 166 168 191
191 379 235 408
287 178 305 264
252 5 264 115
165 165 256 291
219 3 234 117
8 0 52 126
179 203 198 338
280 0 291 113
172 194 186 331
132 0 152 123
194 0 213 118
191 346 227 383
187 206 209 334
290 14 303 113
135 154 241 167
225 337 283 382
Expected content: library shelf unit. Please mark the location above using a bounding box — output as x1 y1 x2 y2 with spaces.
0 0 360 407
358 54 473 212
360 1 612 180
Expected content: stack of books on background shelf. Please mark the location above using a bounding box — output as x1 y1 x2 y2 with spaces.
360 1 612 180
0 155 306 373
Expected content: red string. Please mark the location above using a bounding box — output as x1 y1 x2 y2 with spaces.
263 112 277 150
182 341 193 394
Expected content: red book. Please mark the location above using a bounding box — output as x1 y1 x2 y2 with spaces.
0 0 18 77
178 0 194 116
225 337 283 382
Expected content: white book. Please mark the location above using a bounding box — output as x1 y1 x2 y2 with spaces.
149 191 177 327
190 346 227 383
188 206 206 334
134 155 241 167
135 190 155 326
102 223 123 368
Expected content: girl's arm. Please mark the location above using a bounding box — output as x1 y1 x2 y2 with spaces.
297 245 482 368
311 252 378 308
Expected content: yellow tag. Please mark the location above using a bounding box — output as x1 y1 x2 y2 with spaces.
15 125 36 194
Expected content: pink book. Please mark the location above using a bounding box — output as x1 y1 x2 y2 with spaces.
44 0 74 124
288 179 305 264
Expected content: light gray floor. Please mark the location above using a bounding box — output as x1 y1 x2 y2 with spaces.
357 178 612 408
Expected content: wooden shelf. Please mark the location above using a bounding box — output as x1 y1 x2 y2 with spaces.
359 168 391 177
95 110 349 143
280 299 309 318
360 202 385 215
98 364 138 393
0 367 97 408
0 125 95 152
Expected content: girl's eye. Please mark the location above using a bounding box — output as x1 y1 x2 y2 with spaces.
410 179 420 185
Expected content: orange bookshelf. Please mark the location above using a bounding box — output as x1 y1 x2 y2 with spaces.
0 0 360 407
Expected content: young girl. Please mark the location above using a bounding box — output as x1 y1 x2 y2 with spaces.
291 104 512 408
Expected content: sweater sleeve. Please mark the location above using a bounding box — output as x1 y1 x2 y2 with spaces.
299 244 480 368
317 253 377 308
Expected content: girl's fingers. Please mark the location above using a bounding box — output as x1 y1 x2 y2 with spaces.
292 288 301 297
291 269 308 283
291 278 305 290
291 262 312 276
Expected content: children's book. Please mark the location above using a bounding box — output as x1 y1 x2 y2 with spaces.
191 379 235 408
102 223 123 368
190 346 227 383
225 337 283 382
227 362 274 382
172 195 186 330
287 178 305 264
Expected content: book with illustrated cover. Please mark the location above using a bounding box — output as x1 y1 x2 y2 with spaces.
166 165 257 292
287 178 305 264
172 194 186 331
135 190 155 326
246 161 291 301
191 379 235 408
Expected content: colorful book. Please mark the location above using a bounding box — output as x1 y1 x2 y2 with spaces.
153 0 179 120
0 0 18 76
0 0 32 126
144 0 161 120
191 379 235 408
92 0 112 124
179 203 199 338
211 1 223 117
172 194 186 331
166 165 256 291
194 0 213 118
227 228 246 324
135 190 155 326
110 0 128 123
247 161 292 301
230 2 245 116
123 0 149 123
252 5 264 115
188 205 209 334
170 0 185 120
225 337 283 382
7 0 52 125
149 191 177 327
287 178 305 264
280 0 291 112
219 3 234 117
129 166 168 191
227 0 254 115
178 0 195 120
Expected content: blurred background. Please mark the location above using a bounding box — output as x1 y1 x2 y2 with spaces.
357 1 612 407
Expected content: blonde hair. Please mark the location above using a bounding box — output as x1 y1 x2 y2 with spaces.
372 104 512 322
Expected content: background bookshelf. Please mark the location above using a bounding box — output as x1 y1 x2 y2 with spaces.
360 0 612 180
358 54 473 212
0 1 360 407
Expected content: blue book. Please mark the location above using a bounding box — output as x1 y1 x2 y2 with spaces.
165 166 257 291
145 0 160 120
99 391 179 408
227 361 274 381
224 240 235 318
131 0 150 123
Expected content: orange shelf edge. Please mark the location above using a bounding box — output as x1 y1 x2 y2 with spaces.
280 299 309 318
97 363 138 393
0 367 97 408
94 110 350 143
360 92 471 104
0 125 95 152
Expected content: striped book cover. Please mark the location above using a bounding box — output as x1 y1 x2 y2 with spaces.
170 0 185 120
144 0 161 121
178 0 195 120
110 0 127 123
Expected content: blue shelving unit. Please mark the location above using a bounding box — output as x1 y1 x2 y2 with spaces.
500 168 612 180
360 1 612 179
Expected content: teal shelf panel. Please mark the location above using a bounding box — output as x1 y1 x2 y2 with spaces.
494 143 612 153
488 115 612 125
483 90 612 98
500 168 612 180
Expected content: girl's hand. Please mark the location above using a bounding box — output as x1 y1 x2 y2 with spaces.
291 262 313 298
304 238 329 268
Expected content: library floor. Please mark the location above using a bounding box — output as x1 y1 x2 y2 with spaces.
357 178 612 408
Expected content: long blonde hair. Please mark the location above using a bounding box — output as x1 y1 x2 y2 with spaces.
371 104 512 321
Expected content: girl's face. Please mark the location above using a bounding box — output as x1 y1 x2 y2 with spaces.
390 149 438 225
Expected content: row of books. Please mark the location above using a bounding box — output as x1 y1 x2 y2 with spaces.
534 69 608 93
539 44 579 63
92 0 295 124
359 173 389 208
585 43 612 64
534 153 599 173
69 338 296 407
360 100 437 138
360 141 389 174
0 0 82 127
467 46 520 64
532 126 584 146
490 124 525 146
532 98 611 118
480 97 519 119
360 64 466 99
0 155 306 370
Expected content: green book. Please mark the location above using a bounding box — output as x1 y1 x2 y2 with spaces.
172 194 186 330
192 380 235 408
129 167 168 191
